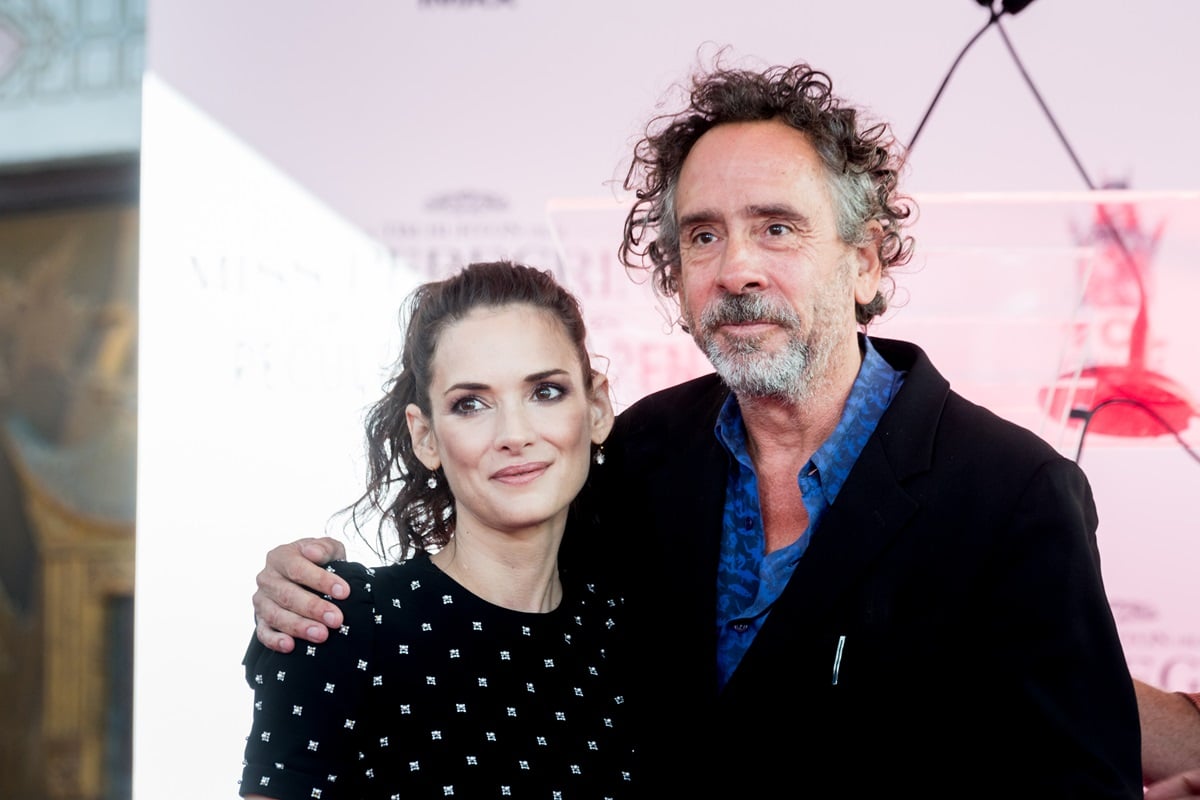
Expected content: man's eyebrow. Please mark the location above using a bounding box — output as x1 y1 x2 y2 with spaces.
678 210 720 230
678 205 811 230
746 203 810 223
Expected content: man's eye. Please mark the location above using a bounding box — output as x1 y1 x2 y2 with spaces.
691 231 716 245
766 223 791 236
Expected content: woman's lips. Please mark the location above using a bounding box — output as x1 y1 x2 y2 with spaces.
491 462 550 485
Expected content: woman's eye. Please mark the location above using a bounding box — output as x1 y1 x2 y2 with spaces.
533 383 566 402
451 396 486 414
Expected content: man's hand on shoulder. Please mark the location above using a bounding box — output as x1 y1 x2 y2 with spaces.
252 537 349 653
1145 768 1200 800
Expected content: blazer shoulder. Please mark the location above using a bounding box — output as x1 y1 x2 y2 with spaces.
871 335 1074 477
613 372 726 440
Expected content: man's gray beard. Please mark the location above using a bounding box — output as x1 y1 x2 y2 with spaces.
691 294 832 403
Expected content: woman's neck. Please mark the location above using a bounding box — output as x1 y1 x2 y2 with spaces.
429 523 564 613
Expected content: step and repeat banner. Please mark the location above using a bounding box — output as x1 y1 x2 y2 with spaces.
137 2 1200 797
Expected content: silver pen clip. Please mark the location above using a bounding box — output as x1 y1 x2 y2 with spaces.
831 635 846 685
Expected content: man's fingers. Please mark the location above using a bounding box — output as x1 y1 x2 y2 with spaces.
275 538 350 601
299 536 347 565
250 537 350 653
1145 769 1200 800
252 579 336 649
254 615 296 654
255 565 344 631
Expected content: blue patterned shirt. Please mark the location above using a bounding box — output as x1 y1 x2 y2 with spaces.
714 337 904 688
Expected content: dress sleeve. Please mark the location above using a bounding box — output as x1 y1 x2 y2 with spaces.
239 562 378 799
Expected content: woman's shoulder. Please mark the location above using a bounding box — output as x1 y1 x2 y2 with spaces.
326 552 432 577
324 555 437 607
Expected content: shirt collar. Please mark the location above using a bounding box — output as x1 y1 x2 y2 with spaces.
715 336 903 497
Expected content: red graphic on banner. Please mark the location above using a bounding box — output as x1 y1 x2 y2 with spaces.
1040 189 1196 438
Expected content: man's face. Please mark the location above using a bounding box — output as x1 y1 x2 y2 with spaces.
674 119 880 402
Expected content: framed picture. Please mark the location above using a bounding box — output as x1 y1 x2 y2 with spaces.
0 155 138 800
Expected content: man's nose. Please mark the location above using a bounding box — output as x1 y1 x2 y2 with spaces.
715 234 768 294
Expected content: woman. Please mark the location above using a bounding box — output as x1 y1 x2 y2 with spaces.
240 261 633 799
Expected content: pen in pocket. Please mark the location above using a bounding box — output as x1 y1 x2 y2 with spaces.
831 635 846 685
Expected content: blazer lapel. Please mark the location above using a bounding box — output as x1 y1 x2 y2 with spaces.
763 435 919 635
633 387 729 635
736 337 950 662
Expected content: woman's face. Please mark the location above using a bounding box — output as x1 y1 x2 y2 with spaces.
406 303 612 539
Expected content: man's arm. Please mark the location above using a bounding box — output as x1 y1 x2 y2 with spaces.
252 537 349 653
1137 679 1200 784
986 456 1142 795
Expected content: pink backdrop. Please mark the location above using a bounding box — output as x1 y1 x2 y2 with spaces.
136 3 1200 796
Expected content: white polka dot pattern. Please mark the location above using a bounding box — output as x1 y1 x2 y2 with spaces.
240 554 635 798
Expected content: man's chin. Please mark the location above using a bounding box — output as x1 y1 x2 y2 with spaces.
719 375 799 402
705 341 813 395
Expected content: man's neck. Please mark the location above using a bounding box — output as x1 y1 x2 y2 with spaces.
737 338 862 469
735 340 863 554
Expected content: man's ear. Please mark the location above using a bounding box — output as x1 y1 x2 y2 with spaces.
589 373 615 444
853 220 884 306
405 404 441 471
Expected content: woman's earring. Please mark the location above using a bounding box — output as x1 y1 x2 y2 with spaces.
592 445 606 466
426 472 439 489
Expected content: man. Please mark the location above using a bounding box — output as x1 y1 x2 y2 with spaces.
251 59 1141 797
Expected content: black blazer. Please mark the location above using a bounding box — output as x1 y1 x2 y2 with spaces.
575 335 1141 798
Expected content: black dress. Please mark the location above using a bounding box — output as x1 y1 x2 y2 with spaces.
240 553 636 799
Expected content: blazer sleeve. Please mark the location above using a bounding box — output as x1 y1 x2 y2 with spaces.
976 456 1141 797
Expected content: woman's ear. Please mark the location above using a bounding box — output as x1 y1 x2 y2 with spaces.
405 404 441 471
853 220 884 306
589 373 615 445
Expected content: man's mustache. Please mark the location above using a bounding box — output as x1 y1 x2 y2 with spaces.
700 294 801 329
